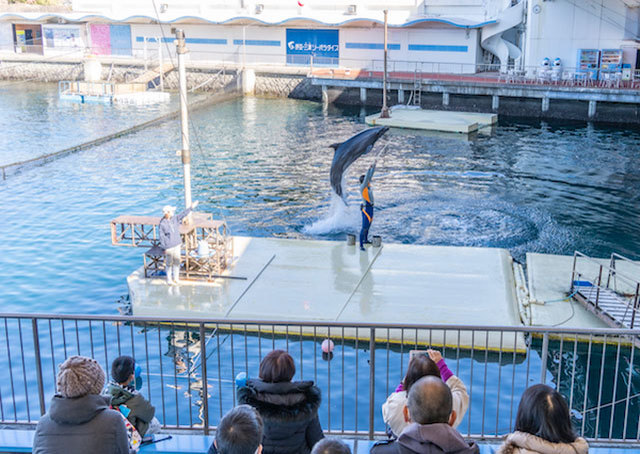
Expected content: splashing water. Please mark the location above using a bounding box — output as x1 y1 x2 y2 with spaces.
303 191 361 235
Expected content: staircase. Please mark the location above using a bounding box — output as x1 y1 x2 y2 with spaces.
131 62 175 85
480 0 525 72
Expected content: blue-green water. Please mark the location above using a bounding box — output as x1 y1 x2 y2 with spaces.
2 94 640 313
0 82 177 165
1 85 640 439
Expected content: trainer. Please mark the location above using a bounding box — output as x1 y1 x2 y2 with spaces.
359 161 376 251
159 200 198 285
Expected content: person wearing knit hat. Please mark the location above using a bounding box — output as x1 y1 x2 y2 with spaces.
107 355 160 437
33 355 132 454
57 355 106 398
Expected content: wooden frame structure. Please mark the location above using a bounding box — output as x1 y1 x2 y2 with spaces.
110 212 233 281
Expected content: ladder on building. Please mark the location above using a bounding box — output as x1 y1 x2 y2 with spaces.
412 68 422 106
570 251 640 332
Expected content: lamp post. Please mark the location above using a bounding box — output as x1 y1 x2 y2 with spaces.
380 9 390 118
174 28 192 210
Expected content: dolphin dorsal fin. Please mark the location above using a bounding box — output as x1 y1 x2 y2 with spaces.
329 142 342 150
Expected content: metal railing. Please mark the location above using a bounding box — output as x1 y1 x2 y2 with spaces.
0 312 638 444
571 251 640 329
3 43 640 91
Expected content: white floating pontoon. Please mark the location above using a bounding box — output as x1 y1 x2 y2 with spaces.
128 237 528 352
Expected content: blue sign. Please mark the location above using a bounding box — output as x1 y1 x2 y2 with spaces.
286 29 339 65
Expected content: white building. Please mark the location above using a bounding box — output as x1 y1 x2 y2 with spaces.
0 0 638 75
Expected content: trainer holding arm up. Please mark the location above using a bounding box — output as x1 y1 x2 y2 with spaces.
159 200 199 285
359 161 376 251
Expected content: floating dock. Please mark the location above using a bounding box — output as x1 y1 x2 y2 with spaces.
58 64 173 104
365 106 497 134
128 237 527 351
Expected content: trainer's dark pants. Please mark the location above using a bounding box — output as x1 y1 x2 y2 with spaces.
360 202 374 248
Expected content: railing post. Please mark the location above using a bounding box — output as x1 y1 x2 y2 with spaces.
32 318 46 416
199 323 210 435
368 327 376 440
631 283 640 329
606 254 615 288
570 253 577 292
596 265 603 308
540 332 549 385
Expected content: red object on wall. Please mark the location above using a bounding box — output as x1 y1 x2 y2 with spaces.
90 24 111 55
297 1 304 6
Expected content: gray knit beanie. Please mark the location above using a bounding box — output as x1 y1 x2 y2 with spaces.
57 356 106 398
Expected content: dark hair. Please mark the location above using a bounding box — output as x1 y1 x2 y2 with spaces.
359 175 365 184
407 376 452 425
259 350 295 383
515 384 577 444
215 405 263 454
403 354 440 392
111 355 135 384
311 438 351 454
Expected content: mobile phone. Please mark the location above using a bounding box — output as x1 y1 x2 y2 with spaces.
409 350 429 360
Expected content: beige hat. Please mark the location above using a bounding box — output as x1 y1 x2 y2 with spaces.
162 205 176 215
57 356 106 398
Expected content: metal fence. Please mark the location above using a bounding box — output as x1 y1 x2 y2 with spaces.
0 313 639 444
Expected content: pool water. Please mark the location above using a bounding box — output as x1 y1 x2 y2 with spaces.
0 82 177 165
1 84 640 439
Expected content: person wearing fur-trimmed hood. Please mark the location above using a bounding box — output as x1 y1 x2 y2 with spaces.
496 384 588 454
237 350 324 454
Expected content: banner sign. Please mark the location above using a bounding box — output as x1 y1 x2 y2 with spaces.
43 26 83 48
286 29 339 64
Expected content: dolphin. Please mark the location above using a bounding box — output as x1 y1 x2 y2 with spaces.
329 126 388 202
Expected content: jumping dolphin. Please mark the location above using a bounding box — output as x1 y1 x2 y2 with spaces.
329 126 389 202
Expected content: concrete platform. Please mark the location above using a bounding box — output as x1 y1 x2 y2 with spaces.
128 237 526 351
525 252 640 329
365 107 497 133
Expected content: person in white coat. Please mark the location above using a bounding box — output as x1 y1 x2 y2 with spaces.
382 349 469 438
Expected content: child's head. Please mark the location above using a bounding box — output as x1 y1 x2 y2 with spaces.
515 384 577 443
111 355 136 385
259 350 295 383
311 438 351 454
403 354 440 392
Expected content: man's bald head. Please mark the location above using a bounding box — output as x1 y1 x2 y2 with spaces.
407 376 452 425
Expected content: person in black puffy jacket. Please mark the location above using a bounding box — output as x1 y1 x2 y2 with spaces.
237 349 324 454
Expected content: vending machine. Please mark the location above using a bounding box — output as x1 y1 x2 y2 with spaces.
577 49 600 80
599 49 623 79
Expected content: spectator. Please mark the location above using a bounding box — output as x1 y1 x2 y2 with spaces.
33 355 131 454
371 376 478 454
208 405 264 454
238 349 324 454
497 384 588 454
382 350 468 437
107 355 160 437
312 438 351 454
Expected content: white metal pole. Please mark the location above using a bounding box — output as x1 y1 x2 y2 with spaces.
242 26 246 69
174 29 192 210
143 38 148 71
158 36 164 91
381 10 390 118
